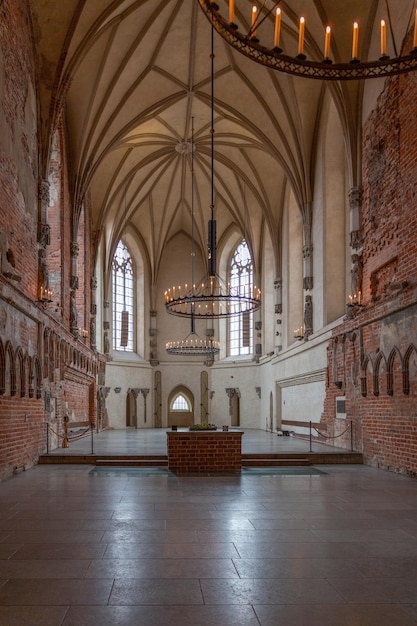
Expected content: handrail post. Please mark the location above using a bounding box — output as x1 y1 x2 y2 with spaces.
309 420 312 452
46 422 49 454
62 417 69 448
350 419 353 451
91 423 94 455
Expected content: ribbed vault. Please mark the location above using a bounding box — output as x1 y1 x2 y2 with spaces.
30 0 415 283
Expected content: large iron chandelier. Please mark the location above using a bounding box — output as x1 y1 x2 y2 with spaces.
198 0 417 80
164 26 262 319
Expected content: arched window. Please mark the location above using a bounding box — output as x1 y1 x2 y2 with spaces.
112 241 134 351
229 239 254 356
171 393 191 412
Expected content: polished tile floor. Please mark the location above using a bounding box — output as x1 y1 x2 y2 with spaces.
1 455 417 625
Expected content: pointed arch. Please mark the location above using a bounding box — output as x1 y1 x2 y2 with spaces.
228 238 255 356
361 354 374 398
15 347 25 397
112 240 134 352
5 341 16 396
167 385 194 427
387 347 403 396
27 355 34 398
373 352 387 397
403 343 417 395
33 356 42 399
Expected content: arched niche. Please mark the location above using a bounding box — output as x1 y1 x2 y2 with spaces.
167 385 194 427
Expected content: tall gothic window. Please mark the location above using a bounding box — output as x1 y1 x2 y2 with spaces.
229 239 254 356
112 241 134 351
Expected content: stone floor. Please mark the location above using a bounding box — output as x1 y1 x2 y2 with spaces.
0 454 417 625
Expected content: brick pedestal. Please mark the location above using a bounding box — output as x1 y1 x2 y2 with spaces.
167 430 243 473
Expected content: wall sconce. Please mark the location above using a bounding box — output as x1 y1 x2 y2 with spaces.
293 326 304 340
346 292 364 319
36 286 53 307
348 292 363 306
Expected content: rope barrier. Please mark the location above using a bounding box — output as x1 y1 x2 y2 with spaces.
47 424 90 442
67 427 91 441
313 425 350 439
46 421 93 450
47 425 62 439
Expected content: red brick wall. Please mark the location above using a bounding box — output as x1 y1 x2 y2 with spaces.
0 0 103 482
0 397 45 478
167 431 243 473
0 0 38 299
322 64 417 478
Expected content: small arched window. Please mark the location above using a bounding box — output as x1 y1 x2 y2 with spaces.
112 241 134 351
229 239 254 356
171 393 191 412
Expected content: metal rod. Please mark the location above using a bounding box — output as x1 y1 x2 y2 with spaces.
309 420 312 452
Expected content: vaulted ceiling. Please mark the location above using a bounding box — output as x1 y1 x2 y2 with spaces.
31 0 414 279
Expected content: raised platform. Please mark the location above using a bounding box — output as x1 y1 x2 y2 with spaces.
38 428 363 468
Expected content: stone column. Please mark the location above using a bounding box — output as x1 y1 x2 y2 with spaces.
274 278 282 354
37 180 51 300
90 276 97 350
348 187 363 250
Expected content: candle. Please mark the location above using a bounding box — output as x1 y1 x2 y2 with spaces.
352 22 359 59
229 0 234 24
298 17 305 56
274 8 281 49
380 19 386 56
414 9 417 48
251 5 257 38
324 26 331 59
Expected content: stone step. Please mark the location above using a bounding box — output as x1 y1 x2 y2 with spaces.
95 458 168 467
242 458 310 467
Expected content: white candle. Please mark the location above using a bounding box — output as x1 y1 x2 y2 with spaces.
352 22 359 59
298 17 305 55
251 6 257 37
229 0 234 24
414 9 417 48
380 19 386 56
324 26 331 59
274 8 281 48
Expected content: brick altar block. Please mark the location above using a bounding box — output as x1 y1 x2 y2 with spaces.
167 430 243 473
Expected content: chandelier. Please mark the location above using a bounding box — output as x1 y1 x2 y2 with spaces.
164 25 261 318
198 0 417 80
166 323 221 355
166 119 221 356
